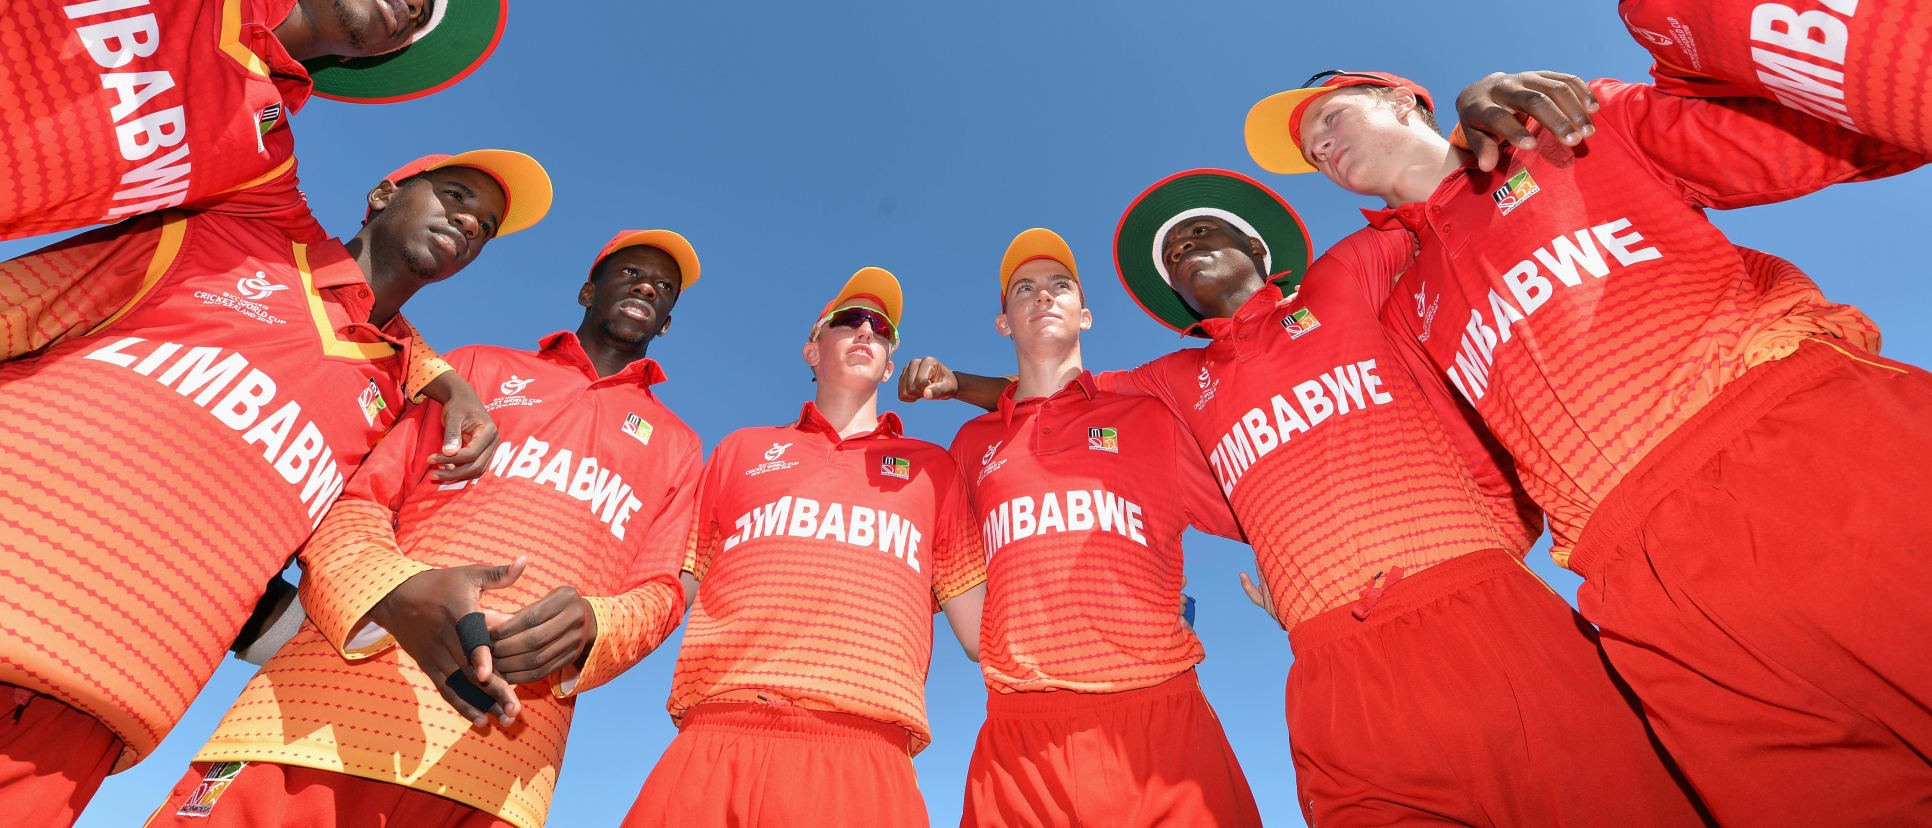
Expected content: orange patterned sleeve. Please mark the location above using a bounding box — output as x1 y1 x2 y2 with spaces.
680 443 730 581
562 438 703 697
296 404 440 658
929 459 989 606
400 332 457 403
0 212 179 359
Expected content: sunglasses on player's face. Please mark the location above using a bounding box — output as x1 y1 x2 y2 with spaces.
820 305 899 344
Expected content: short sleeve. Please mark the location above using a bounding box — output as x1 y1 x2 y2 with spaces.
1 211 178 359
681 441 731 580
928 459 989 607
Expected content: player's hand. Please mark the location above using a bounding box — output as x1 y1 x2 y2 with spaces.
370 558 527 726
425 374 500 482
898 356 959 402
1238 567 1286 631
486 585 599 685
1454 71 1600 172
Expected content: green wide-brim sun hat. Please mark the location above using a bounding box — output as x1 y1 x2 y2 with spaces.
303 0 508 104
1113 169 1312 336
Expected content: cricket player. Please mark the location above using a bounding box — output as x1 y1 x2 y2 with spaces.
0 149 551 827
623 268 988 828
2 0 510 241
902 172 1704 826
148 230 704 828
1249 68 1931 823
948 228 1260 827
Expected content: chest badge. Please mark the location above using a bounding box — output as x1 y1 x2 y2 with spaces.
357 379 387 427
1492 168 1541 216
621 412 654 446
1088 427 1119 453
1281 307 1321 339
881 456 911 480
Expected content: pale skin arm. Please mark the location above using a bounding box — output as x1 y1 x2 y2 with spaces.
939 582 987 662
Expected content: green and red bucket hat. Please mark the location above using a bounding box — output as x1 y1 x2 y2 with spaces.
303 0 508 104
1113 169 1312 336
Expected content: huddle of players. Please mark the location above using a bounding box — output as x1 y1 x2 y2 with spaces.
3 0 1930 825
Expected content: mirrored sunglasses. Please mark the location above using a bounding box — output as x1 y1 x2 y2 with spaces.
820 305 899 344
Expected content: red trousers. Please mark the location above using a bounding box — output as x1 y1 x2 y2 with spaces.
145 762 513 827
0 685 120 828
1286 550 1706 827
960 670 1260 827
1572 339 1932 826
623 702 926 828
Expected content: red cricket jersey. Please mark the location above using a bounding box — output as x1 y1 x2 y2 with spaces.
0 0 316 241
1374 79 1910 566
1099 228 1535 631
194 333 700 828
1619 0 1932 154
948 373 1239 694
0 209 427 771
668 405 987 753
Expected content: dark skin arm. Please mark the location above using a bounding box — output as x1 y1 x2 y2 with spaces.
483 586 599 686
366 558 527 727
897 356 1013 412
1453 71 1602 172
418 373 500 482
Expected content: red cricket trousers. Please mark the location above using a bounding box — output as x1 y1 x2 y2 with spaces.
1286 550 1707 827
960 669 1260 827
144 761 513 827
1571 338 1932 826
0 685 120 828
622 702 926 828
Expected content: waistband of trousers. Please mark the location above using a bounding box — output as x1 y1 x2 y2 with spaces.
1568 338 1854 580
1288 549 1525 652
678 701 913 753
983 669 1201 719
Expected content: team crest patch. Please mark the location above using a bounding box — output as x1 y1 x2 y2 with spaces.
1492 168 1540 215
357 379 387 427
177 761 248 817
1281 307 1321 339
621 413 654 445
1087 427 1119 452
257 103 283 136
881 456 911 480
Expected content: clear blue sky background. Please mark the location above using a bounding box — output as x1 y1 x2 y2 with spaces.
20 1 1926 825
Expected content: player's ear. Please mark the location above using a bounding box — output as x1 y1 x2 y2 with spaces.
367 179 400 216
577 280 595 308
656 314 673 338
801 340 820 369
994 311 1012 337
1387 86 1419 120
1079 307 1093 331
880 357 895 385
1247 235 1268 260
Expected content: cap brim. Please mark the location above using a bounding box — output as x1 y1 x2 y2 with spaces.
827 267 904 328
1000 228 1078 294
430 149 551 236
1113 169 1312 336
601 230 701 288
305 0 508 104
1245 86 1333 175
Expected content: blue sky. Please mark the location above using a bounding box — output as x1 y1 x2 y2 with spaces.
24 1 1928 825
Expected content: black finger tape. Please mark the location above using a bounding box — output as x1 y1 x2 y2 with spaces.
456 611 491 655
446 671 497 712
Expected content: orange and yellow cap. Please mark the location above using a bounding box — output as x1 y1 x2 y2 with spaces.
592 230 701 288
369 149 553 236
817 266 903 330
1245 70 1434 175
998 228 1078 296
